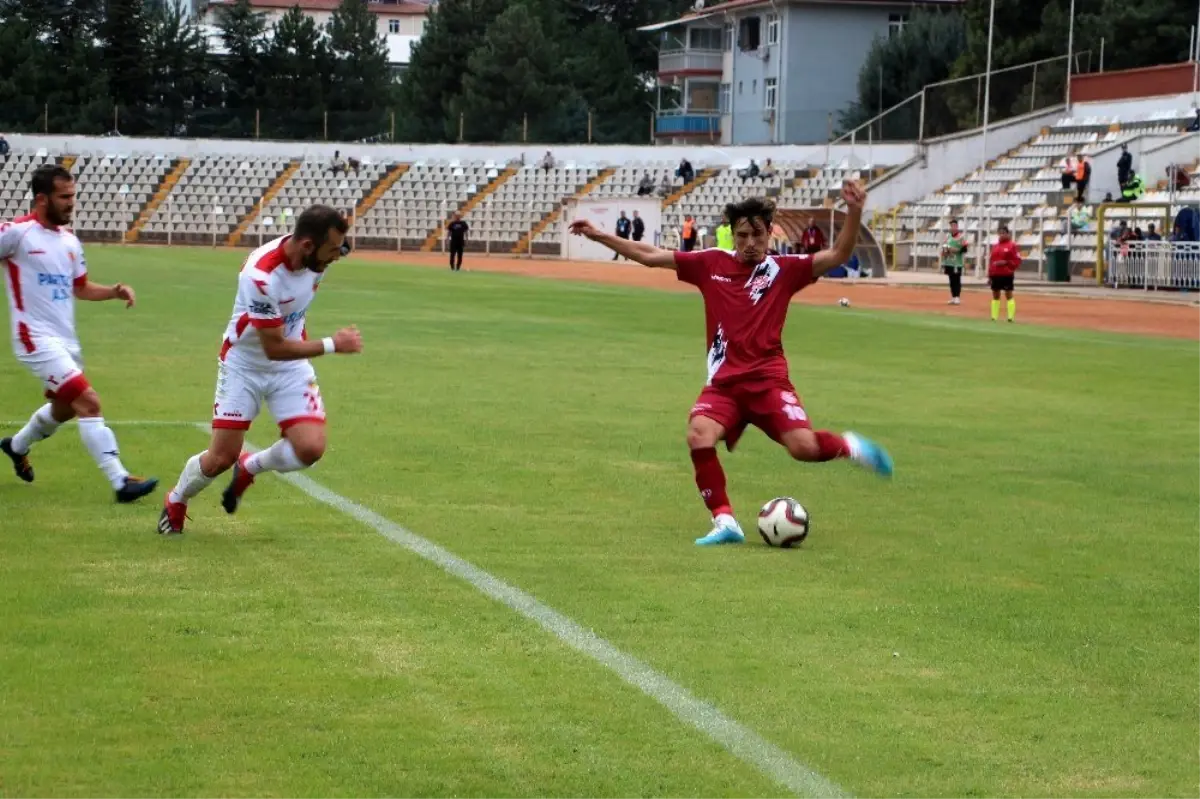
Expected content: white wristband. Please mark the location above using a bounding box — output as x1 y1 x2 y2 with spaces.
322 336 335 355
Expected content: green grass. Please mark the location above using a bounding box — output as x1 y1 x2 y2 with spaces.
1 245 1197 798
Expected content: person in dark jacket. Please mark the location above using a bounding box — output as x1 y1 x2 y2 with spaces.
613 211 631 260
631 210 645 244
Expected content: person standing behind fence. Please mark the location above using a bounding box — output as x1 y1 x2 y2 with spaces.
631 210 645 245
446 212 468 272
716 215 733 250
613 211 631 261
988 224 1020 323
940 218 968 305
1117 144 1133 186
680 215 697 251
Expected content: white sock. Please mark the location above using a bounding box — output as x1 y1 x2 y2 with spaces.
168 451 215 505
245 439 306 475
77 417 130 489
11 404 62 454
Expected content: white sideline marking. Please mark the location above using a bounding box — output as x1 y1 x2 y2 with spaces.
0 419 202 427
222 424 847 798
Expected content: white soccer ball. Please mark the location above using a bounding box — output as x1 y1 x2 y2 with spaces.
757 497 810 548
838 297 851 307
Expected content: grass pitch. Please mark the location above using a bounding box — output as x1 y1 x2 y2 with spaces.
1 246 1196 797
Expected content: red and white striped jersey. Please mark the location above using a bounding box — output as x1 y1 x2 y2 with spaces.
219 236 324 373
0 214 88 357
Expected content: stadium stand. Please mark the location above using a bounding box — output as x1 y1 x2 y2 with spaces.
74 154 176 241
0 149 59 223
464 162 601 253
875 108 1197 274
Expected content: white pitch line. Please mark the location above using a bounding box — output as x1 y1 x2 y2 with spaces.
222 426 847 798
0 419 202 427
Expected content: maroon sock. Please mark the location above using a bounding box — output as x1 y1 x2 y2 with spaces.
814 430 850 462
690 447 732 517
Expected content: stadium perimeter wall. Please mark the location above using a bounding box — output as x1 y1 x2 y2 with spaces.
5 134 917 168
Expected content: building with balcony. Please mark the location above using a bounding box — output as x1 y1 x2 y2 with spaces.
198 0 432 79
642 0 962 146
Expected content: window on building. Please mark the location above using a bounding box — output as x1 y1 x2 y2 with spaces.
888 13 908 39
688 27 722 51
724 23 734 51
766 13 780 46
738 81 743 95
719 83 731 114
388 18 400 33
737 16 761 51
752 79 757 94
764 77 777 110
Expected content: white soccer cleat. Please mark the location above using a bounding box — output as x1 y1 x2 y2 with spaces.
695 513 746 546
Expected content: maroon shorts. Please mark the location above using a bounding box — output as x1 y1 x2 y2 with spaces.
689 377 812 450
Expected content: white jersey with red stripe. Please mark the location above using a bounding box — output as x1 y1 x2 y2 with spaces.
220 236 324 374
0 214 87 357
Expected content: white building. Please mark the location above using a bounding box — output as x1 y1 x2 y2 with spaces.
197 0 432 78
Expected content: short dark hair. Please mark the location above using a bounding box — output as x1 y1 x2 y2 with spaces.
998 224 1010 233
724 196 775 232
294 204 348 246
949 218 959 225
31 165 74 198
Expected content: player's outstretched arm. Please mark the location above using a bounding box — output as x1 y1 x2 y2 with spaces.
258 324 363 361
568 220 676 269
812 180 866 277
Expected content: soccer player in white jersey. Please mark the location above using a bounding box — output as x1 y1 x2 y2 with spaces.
158 205 362 535
0 164 158 502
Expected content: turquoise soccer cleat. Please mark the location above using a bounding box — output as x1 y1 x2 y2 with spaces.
695 513 746 546
844 432 894 478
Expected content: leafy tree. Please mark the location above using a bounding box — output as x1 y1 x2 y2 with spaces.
839 10 967 139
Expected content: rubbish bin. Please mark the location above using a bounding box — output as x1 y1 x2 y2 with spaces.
1045 246 1071 283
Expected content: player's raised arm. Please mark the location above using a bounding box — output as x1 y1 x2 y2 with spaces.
812 180 866 277
568 219 677 269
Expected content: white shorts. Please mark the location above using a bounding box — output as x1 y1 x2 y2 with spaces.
211 359 326 433
15 338 90 403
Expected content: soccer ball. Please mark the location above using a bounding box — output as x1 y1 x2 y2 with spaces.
757 497 810 548
838 297 851 307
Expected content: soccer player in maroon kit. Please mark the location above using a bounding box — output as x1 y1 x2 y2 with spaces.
569 180 892 545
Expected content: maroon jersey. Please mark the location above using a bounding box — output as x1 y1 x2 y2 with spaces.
675 248 816 387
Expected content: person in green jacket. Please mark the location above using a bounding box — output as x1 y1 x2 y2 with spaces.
716 215 734 250
1120 173 1145 203
941 218 968 305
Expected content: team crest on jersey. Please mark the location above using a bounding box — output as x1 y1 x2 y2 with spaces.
706 324 728 384
744 259 780 304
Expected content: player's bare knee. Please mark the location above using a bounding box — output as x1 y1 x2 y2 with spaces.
686 423 720 451
292 438 325 466
784 431 820 461
71 389 102 418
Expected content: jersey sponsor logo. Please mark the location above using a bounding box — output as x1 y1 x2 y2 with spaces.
706 325 727 385
37 272 71 300
283 309 306 327
250 300 274 316
711 274 733 283
27 249 47 255
744 260 780 305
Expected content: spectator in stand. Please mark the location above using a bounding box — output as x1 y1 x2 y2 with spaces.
1119 173 1145 203
0 134 9 162
1110 219 1128 243
715 214 733 250
330 150 345 176
1074 156 1090 202
1169 164 1192 191
1188 109 1200 132
658 174 672 198
541 150 555 171
759 159 777 179
1102 191 1114 203
347 155 361 175
739 159 760 182
799 217 825 255
677 158 695 185
637 172 655 196
1145 223 1162 241
1068 200 1090 232
1060 155 1076 190
1117 144 1133 186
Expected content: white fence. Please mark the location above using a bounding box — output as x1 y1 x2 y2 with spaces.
1105 240 1200 290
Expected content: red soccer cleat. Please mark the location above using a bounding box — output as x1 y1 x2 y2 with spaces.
221 452 255 515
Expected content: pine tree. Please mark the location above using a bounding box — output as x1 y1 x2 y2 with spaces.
326 0 392 141
263 6 330 140
144 1 212 137
100 0 151 134
215 0 267 138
